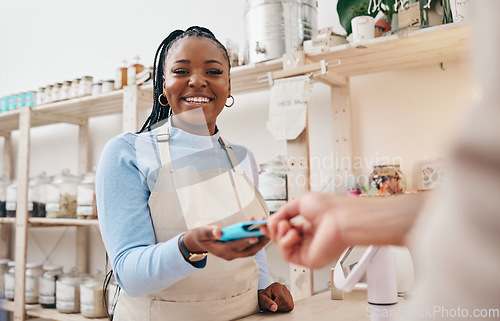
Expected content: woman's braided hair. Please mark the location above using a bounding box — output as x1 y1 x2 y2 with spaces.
138 26 231 133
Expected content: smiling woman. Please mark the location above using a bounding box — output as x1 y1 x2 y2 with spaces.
96 26 293 321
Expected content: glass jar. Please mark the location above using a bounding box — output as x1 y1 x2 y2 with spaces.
5 180 17 217
259 155 288 214
369 164 406 196
1 96 8 112
79 76 93 97
26 91 36 107
92 81 102 96
115 59 128 90
59 81 72 101
51 83 62 102
70 78 81 99
77 171 97 220
36 87 45 105
32 172 50 218
27 177 35 217
16 92 26 108
46 169 80 218
0 258 10 298
101 80 114 93
0 175 8 217
127 55 145 85
39 265 63 308
80 274 107 318
25 263 43 304
44 85 53 104
4 261 15 300
56 268 81 313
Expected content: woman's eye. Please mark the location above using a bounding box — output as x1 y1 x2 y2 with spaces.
173 69 188 74
207 69 223 75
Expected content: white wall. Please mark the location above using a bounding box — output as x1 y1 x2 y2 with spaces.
0 0 475 294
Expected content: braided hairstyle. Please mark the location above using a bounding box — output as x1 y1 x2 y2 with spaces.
138 26 231 133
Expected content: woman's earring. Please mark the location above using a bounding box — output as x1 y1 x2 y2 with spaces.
158 93 169 107
225 95 235 107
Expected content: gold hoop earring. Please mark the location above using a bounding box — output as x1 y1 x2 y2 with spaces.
158 93 169 107
225 95 235 107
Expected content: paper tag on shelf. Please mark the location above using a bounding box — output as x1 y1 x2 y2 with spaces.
398 2 421 28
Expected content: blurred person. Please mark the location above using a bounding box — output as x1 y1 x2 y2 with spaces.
264 1 500 319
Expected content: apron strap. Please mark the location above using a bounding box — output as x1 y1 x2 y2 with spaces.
156 124 173 170
155 121 244 173
218 137 244 173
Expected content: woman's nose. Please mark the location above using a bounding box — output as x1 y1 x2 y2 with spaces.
189 72 207 87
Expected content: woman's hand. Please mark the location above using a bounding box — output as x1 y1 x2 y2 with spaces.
258 282 294 312
183 225 269 260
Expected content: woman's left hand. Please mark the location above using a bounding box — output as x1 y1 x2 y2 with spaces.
258 282 294 312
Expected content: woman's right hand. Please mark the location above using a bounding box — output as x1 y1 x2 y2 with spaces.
183 225 269 260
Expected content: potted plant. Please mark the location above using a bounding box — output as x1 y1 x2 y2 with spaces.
337 0 379 36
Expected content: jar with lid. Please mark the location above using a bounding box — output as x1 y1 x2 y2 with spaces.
1 96 8 112
59 81 72 101
80 273 107 318
0 258 10 298
369 164 406 196
8 94 17 110
36 87 45 105
44 85 53 104
79 76 94 97
25 263 43 304
51 83 62 102
259 155 288 214
39 265 63 308
26 91 36 107
115 59 128 90
4 261 15 300
91 81 102 96
27 177 36 217
32 172 50 217
127 55 145 86
70 78 81 99
77 171 97 220
0 175 8 217
56 268 81 313
101 80 114 93
46 169 80 218
16 92 26 108
5 180 17 217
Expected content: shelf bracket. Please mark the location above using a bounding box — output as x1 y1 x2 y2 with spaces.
257 59 346 86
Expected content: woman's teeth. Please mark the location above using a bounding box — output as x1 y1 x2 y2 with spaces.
184 97 210 103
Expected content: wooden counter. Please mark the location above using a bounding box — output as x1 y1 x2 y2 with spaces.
239 289 409 321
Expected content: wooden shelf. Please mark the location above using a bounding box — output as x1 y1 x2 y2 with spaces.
1 300 107 321
0 85 153 136
28 218 99 227
0 24 472 137
306 24 472 78
0 217 98 227
0 217 15 224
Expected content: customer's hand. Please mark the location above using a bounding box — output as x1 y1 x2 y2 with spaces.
263 192 428 269
184 225 269 260
263 193 346 269
258 282 294 312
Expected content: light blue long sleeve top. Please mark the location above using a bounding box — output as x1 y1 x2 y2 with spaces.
96 119 272 297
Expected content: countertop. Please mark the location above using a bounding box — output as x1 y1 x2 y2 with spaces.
239 289 409 321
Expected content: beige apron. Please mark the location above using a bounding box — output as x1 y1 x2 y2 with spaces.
113 122 269 321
